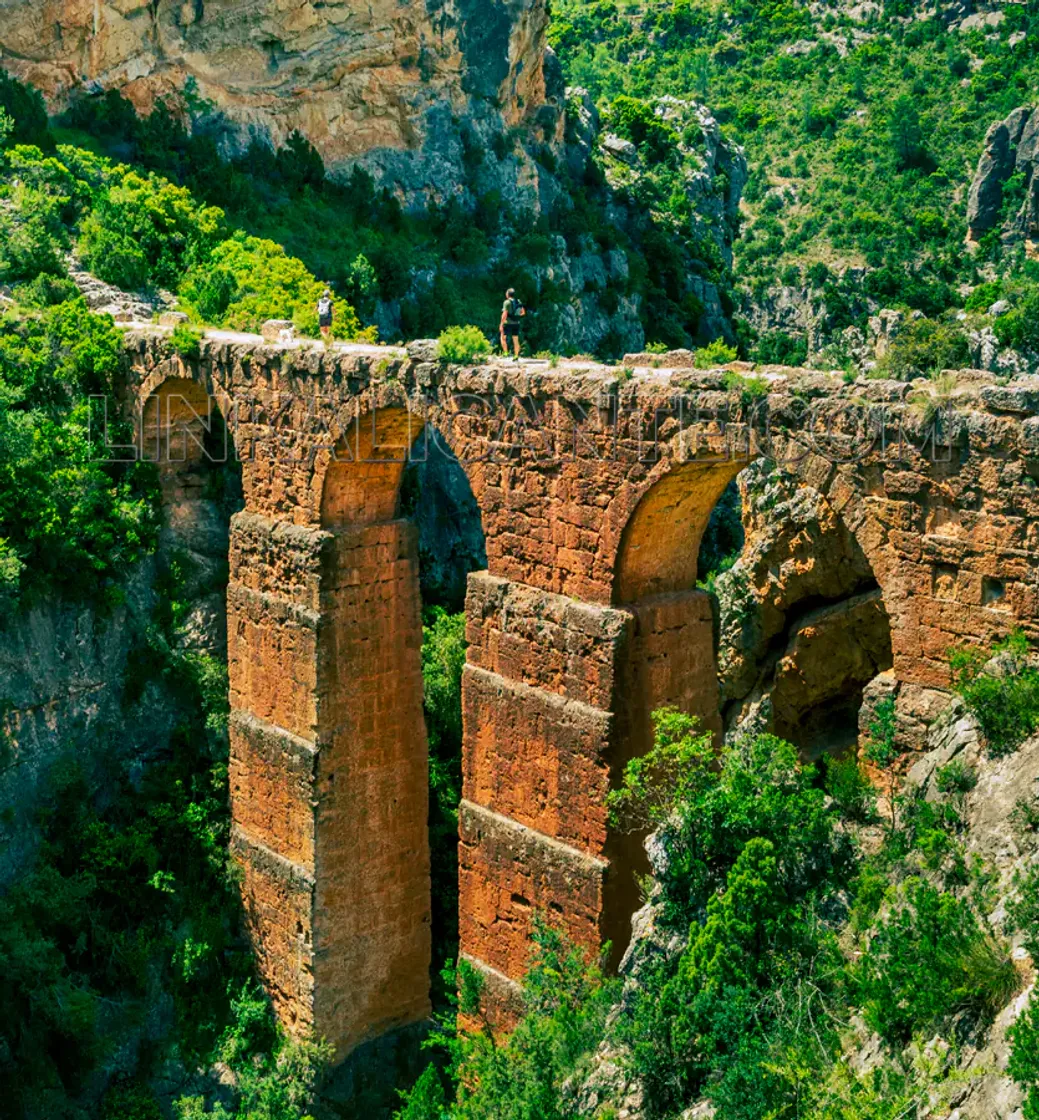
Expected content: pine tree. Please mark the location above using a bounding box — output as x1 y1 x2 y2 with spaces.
889 95 924 170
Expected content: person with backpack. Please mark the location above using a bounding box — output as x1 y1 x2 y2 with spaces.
317 289 334 345
500 288 526 359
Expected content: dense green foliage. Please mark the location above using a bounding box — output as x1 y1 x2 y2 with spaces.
421 607 468 1000
0 136 363 340
856 877 1017 1043
400 682 1036 1119
47 79 731 355
0 296 158 606
0 539 329 1119
951 630 1039 756
1010 997 1039 1120
612 714 855 1117
396 923 619 1120
550 0 1039 360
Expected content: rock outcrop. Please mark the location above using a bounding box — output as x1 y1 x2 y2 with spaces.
967 104 1039 249
0 0 559 199
714 462 894 755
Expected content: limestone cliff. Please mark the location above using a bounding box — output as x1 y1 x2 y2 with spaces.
967 103 1039 250
0 0 559 199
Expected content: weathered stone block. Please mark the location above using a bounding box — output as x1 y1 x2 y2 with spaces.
262 320 295 343
458 800 607 980
462 666 613 852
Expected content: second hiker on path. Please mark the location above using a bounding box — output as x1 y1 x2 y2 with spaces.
500 288 525 359
318 290 334 344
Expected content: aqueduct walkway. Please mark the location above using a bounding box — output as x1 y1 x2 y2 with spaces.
122 330 1039 1057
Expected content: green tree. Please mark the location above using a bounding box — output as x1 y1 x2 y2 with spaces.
889 95 925 170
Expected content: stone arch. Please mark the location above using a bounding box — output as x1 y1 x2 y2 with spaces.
598 458 747 962
717 464 894 760
613 460 749 604
139 372 242 658
140 373 231 481
599 453 900 954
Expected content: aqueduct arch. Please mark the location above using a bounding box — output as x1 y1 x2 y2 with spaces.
127 335 1039 1050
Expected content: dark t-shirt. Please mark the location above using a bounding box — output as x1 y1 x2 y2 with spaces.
503 298 522 326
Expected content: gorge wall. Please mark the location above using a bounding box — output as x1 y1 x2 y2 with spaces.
0 0 559 200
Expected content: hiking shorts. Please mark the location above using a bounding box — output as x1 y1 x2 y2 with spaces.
503 322 520 340
319 315 333 329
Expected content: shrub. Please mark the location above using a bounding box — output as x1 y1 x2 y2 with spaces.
78 168 226 292
1012 796 1039 834
396 921 619 1120
723 369 770 399
965 280 1002 313
182 234 360 339
752 330 808 366
614 724 854 1115
863 696 898 768
170 322 204 360
1010 993 1039 1120
608 708 716 832
857 878 1017 1043
951 632 1039 757
935 758 977 795
0 298 160 604
994 285 1039 355
436 325 492 364
824 756 877 822
1008 864 1039 960
614 719 854 929
14 274 80 308
875 318 970 380
608 95 679 164
696 339 739 368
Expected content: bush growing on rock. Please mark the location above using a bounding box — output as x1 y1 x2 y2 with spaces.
873 317 970 381
993 284 1039 357
695 338 739 368
1010 996 1039 1120
436 325 492 364
951 631 1039 757
856 878 1018 1043
170 322 203 360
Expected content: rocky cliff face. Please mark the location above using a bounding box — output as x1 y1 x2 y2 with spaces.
713 462 895 758
0 0 559 200
0 567 161 884
967 104 1039 249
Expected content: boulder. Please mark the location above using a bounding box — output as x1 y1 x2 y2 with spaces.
967 119 1016 240
261 319 294 344
602 133 639 164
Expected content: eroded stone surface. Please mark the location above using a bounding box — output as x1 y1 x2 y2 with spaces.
0 0 554 196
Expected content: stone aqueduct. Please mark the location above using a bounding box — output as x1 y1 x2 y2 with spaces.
123 331 1039 1059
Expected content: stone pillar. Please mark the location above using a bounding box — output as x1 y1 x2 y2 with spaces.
458 575 720 1013
313 519 431 1052
228 511 431 1057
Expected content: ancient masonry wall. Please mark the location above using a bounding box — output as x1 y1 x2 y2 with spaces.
126 335 1039 1051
